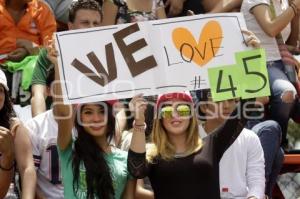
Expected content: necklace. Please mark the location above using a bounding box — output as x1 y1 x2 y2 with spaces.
174 152 188 158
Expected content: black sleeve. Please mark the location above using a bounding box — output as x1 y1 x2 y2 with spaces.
211 100 249 161
127 149 149 179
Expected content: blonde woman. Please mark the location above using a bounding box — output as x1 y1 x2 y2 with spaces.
127 92 245 199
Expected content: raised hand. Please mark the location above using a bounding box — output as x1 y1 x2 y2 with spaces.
46 38 59 66
242 30 261 48
129 94 148 125
0 126 14 160
7 48 28 62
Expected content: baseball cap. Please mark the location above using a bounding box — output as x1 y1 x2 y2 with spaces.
156 92 193 109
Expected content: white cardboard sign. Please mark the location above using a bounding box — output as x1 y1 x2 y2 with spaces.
55 13 249 104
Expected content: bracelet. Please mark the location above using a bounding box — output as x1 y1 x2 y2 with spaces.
133 121 147 132
0 160 15 171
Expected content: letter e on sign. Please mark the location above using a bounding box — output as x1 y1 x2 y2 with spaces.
113 23 157 77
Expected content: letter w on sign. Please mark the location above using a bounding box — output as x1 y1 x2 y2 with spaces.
71 43 117 87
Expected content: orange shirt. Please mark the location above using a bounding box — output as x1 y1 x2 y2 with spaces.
0 0 57 54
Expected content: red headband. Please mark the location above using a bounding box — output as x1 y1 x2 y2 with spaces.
156 92 193 109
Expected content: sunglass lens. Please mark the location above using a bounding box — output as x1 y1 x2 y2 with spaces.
176 105 191 117
161 106 173 118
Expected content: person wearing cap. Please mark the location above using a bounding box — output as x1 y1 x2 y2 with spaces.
127 92 246 198
0 69 36 199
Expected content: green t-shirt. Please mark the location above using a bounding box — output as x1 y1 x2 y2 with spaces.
31 48 53 86
31 48 53 109
58 142 132 199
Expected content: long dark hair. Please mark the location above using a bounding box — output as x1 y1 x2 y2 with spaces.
0 86 16 129
72 102 115 199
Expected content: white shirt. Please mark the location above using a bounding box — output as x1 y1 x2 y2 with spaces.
241 0 290 62
26 110 63 199
199 125 265 198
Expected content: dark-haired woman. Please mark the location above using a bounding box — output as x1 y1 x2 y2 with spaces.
50 50 135 198
0 69 36 199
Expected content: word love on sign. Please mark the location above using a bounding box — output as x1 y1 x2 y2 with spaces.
55 13 256 104
172 20 223 66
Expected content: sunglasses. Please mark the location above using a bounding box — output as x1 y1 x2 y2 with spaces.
160 104 191 119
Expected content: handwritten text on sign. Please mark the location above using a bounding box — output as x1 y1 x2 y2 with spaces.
55 13 266 104
208 49 270 102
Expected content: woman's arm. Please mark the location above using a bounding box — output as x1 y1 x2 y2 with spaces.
156 0 167 19
286 16 300 47
47 43 74 150
128 95 147 154
209 0 242 13
127 95 149 178
14 122 36 199
135 179 154 199
251 2 300 37
0 157 13 198
0 127 14 198
122 179 136 199
102 0 119 26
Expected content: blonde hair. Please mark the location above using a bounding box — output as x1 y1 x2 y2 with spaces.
147 109 202 162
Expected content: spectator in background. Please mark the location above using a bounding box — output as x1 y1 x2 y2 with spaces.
196 89 283 198
43 0 103 31
0 0 56 62
0 69 36 199
43 0 73 31
31 0 102 117
241 0 300 149
26 69 65 199
163 0 204 17
250 120 284 197
197 90 265 199
102 0 166 25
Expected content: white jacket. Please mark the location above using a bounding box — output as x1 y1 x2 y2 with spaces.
199 125 265 199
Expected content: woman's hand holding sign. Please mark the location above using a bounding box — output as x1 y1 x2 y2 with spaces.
130 94 148 125
242 30 261 48
129 94 148 153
